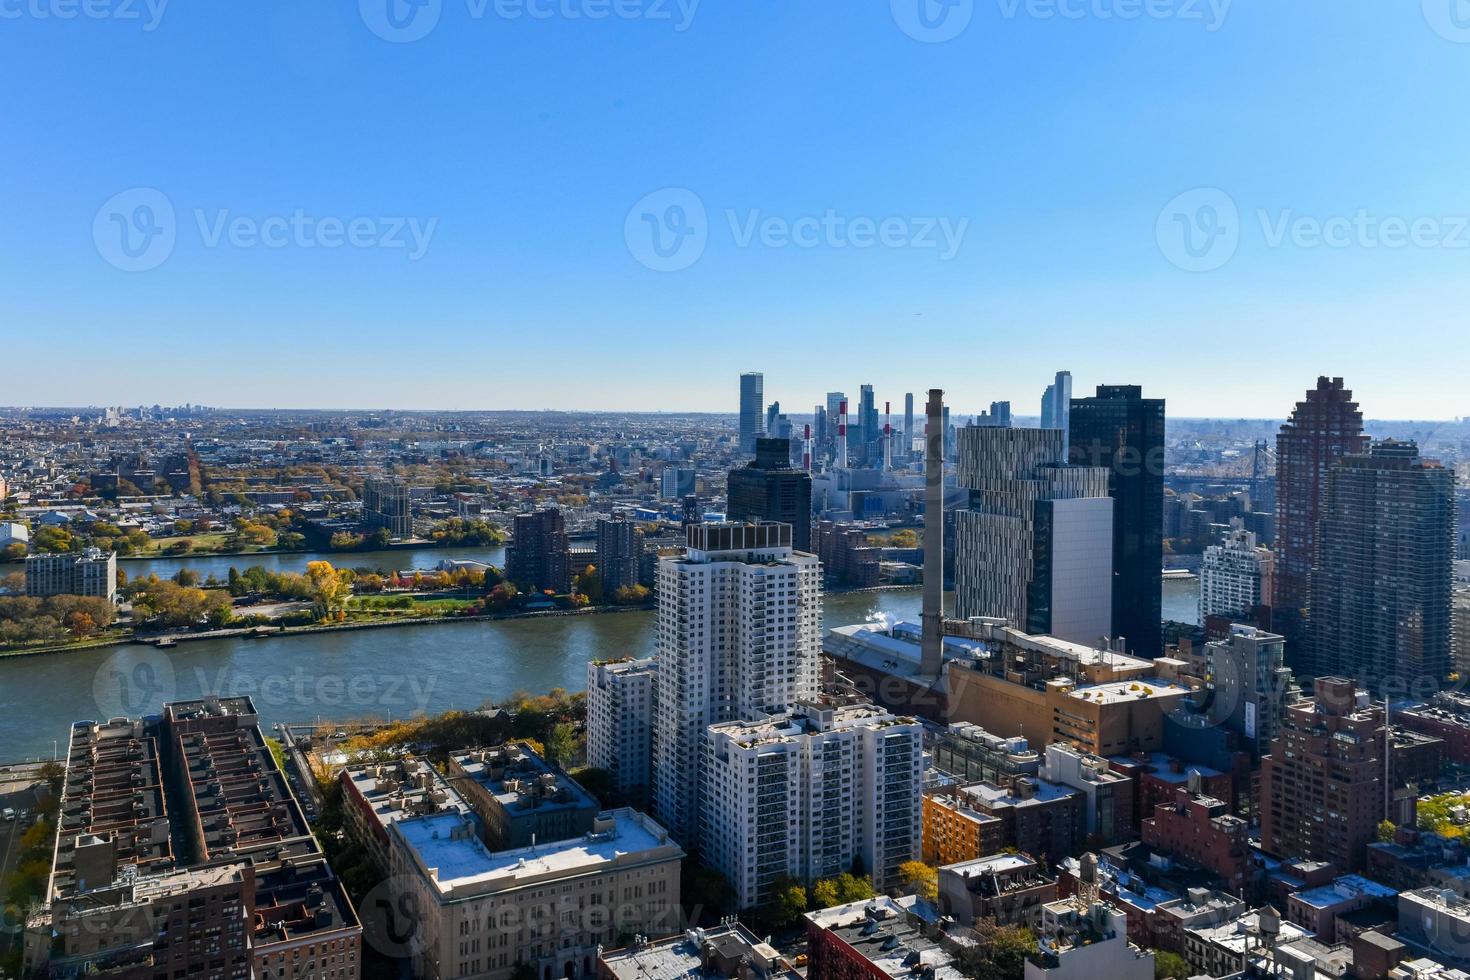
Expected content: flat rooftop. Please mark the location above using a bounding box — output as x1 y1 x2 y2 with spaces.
53 719 173 898
806 896 966 980
1060 679 1191 705
600 924 797 980
343 757 473 831
450 743 599 817
1292 874 1398 910
395 807 681 897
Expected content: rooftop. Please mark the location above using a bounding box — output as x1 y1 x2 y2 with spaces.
805 896 966 980
394 807 682 897
1291 874 1398 910
599 923 797 980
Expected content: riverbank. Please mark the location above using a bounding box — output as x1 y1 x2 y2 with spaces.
0 600 660 660
0 579 927 661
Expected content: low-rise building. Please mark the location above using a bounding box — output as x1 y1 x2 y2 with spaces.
921 788 1004 868
1149 888 1245 960
389 807 684 980
1179 906 1311 979
25 547 117 601
1285 874 1398 945
1140 785 1249 897
1027 899 1153 980
924 775 1084 870
1398 888 1470 966
339 756 474 872
937 853 1057 929
805 896 966 980
929 723 1040 785
941 621 1191 757
1040 743 1134 846
597 922 800 980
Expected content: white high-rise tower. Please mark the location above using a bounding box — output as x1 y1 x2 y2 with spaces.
650 522 822 844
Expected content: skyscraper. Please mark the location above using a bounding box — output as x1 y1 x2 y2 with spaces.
858 384 877 464
739 372 764 452
1040 370 1072 450
903 392 915 461
650 522 821 844
953 427 1113 644
1273 377 1369 656
726 438 813 551
1308 440 1456 693
1069 385 1166 658
975 401 1012 427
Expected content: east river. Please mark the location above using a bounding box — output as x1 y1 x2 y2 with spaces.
0 548 1200 761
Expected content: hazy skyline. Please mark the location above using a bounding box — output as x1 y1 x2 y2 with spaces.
5 2 1469 417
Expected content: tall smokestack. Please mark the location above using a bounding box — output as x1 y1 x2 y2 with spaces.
837 399 849 470
921 388 945 678
803 424 811 472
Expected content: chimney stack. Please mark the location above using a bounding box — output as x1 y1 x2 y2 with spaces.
921 388 944 678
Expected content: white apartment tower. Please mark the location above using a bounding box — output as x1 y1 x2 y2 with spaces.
585 657 658 807
1199 520 1273 621
650 522 822 845
702 700 922 909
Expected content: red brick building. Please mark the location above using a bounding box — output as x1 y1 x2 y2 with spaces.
1260 677 1385 872
1141 786 1250 896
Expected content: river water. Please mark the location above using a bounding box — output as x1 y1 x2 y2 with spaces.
0 553 1201 761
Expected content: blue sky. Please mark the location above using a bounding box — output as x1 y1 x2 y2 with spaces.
3 0 1469 418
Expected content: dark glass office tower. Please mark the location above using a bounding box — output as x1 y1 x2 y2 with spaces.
1308 440 1456 694
739 372 764 452
727 438 813 552
1069 385 1166 658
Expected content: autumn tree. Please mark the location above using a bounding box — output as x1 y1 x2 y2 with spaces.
66 611 96 639
899 860 938 902
305 561 350 617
